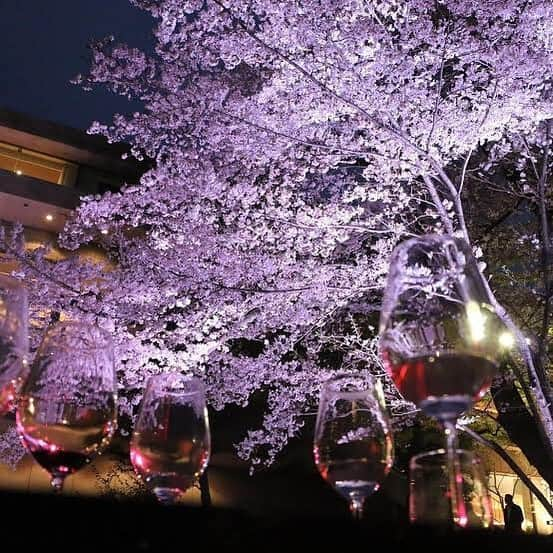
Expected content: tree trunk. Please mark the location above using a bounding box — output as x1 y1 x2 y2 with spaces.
491 378 553 488
488 298 553 464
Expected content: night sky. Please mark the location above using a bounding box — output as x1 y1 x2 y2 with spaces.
0 0 154 130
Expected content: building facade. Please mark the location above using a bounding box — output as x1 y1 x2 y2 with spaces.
0 108 144 244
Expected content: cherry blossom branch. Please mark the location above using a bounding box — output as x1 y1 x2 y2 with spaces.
209 0 429 158
149 260 314 295
2 244 89 299
263 216 396 235
211 0 385 125
432 165 470 239
421 174 455 234
293 289 376 347
213 108 370 158
458 81 499 197
522 136 541 181
212 108 423 170
475 200 526 243
426 27 450 152
220 283 313 294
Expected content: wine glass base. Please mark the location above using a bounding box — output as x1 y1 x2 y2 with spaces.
153 487 184 505
336 480 379 500
420 396 471 421
50 475 66 492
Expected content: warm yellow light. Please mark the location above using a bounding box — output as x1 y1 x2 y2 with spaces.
15 169 22 176
466 301 486 343
45 214 53 222
100 229 109 235
499 331 515 349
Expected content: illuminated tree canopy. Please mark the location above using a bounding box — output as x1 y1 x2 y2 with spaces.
2 0 553 474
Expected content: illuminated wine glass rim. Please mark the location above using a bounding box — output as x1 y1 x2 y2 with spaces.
40 320 113 352
410 448 479 469
379 233 489 332
321 373 376 397
19 390 118 400
145 374 205 395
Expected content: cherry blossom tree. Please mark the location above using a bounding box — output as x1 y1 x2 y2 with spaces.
2 1 553 481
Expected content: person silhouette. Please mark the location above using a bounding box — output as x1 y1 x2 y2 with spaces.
504 494 524 533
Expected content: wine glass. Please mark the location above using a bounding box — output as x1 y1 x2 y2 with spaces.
379 234 503 526
130 373 210 505
0 275 29 414
409 449 493 529
16 321 117 491
313 374 394 520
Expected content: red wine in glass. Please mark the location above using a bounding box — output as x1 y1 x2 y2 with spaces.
17 396 117 485
130 437 210 498
383 351 497 420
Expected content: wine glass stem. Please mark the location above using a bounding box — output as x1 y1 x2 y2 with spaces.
441 418 468 528
349 498 364 521
154 488 182 505
443 417 460 455
51 476 65 493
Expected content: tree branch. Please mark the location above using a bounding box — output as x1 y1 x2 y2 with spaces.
537 121 552 353
422 174 455 234
475 198 525 243
209 0 429 160
212 108 369 158
460 425 553 519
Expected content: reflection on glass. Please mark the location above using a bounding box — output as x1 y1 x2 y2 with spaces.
314 374 394 520
409 449 493 529
379 234 504 526
16 321 117 491
0 275 28 415
131 374 210 505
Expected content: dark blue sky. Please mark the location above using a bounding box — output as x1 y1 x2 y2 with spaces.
0 0 154 130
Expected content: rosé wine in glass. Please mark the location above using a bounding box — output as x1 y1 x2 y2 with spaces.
131 374 210 505
16 322 117 492
314 374 393 520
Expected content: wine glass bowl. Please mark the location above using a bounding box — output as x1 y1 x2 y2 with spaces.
16 321 117 491
130 374 210 505
0 275 28 415
379 235 504 422
379 234 504 528
409 449 493 529
313 374 394 520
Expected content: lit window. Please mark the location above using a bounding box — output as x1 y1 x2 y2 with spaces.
0 142 77 186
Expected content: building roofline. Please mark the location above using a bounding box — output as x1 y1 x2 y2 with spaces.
0 107 148 180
